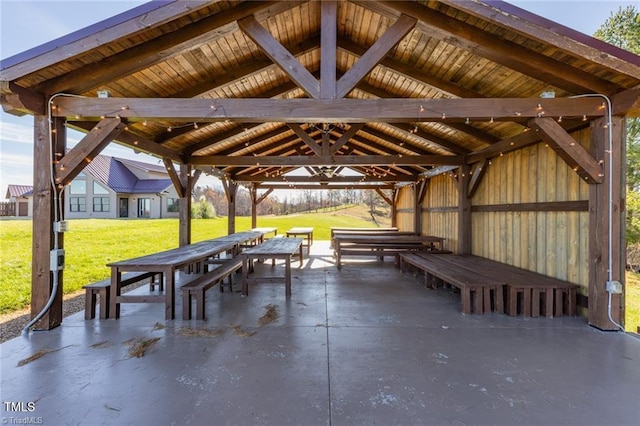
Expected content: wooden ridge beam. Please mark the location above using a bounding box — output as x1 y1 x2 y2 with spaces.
529 117 603 184
53 97 606 123
55 118 125 185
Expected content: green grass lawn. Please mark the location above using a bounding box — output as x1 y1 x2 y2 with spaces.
626 271 640 333
0 210 381 314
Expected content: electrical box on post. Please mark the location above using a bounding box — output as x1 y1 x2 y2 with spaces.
54 221 69 233
50 249 65 271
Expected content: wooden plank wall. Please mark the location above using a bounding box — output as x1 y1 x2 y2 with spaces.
471 130 590 294
421 174 458 252
395 185 415 231
396 128 592 295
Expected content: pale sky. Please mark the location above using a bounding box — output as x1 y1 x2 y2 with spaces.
0 0 637 198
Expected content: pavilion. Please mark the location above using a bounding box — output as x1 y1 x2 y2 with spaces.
1 0 639 333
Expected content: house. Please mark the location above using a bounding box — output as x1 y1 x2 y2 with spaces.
4 155 180 219
4 184 33 217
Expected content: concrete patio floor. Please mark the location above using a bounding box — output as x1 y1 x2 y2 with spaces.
1 241 639 425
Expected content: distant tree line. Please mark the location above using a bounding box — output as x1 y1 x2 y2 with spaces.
191 185 390 218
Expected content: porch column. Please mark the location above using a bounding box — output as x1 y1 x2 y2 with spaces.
178 164 192 247
223 179 238 235
31 116 65 330
391 188 398 228
250 185 258 229
588 116 625 330
457 164 472 255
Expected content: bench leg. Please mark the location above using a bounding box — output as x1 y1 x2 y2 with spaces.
85 289 96 320
495 285 505 314
523 289 532 317
472 288 483 314
554 288 563 317
182 291 192 320
461 288 472 315
195 290 206 320
98 287 110 319
532 289 541 318
483 287 492 313
507 287 518 316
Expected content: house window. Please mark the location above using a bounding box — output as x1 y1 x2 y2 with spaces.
70 177 86 194
167 198 179 212
93 197 110 212
137 198 151 218
70 196 86 212
93 181 109 195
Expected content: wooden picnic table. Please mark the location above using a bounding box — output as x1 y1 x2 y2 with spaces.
251 227 278 239
241 237 303 297
333 234 445 269
107 231 264 320
285 227 314 250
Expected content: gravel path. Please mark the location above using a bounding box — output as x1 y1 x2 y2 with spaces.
0 292 86 343
0 283 147 344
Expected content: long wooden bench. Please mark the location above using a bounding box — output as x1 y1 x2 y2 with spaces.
83 271 163 320
441 255 578 317
181 257 242 320
334 235 446 269
399 253 504 314
401 253 578 317
329 227 402 248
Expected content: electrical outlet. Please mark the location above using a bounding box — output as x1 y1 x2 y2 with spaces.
50 249 65 271
606 280 622 294
54 221 69 232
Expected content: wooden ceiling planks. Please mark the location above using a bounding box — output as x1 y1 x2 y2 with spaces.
2 0 640 188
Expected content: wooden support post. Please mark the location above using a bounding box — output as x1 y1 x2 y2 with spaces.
178 164 192 247
250 185 258 229
223 179 238 235
391 188 398 228
589 116 625 330
31 116 64 330
457 164 472 255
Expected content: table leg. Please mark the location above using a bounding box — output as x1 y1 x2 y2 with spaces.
110 269 121 319
285 257 292 297
166 267 175 320
299 244 303 267
242 255 249 296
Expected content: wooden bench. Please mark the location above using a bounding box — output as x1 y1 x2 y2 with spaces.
399 253 504 314
446 255 578 317
334 235 446 269
329 227 401 247
83 271 163 320
181 257 242 320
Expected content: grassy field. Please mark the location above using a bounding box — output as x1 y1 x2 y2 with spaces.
0 205 387 314
2 207 639 332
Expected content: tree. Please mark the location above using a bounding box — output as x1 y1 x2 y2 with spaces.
594 5 640 244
